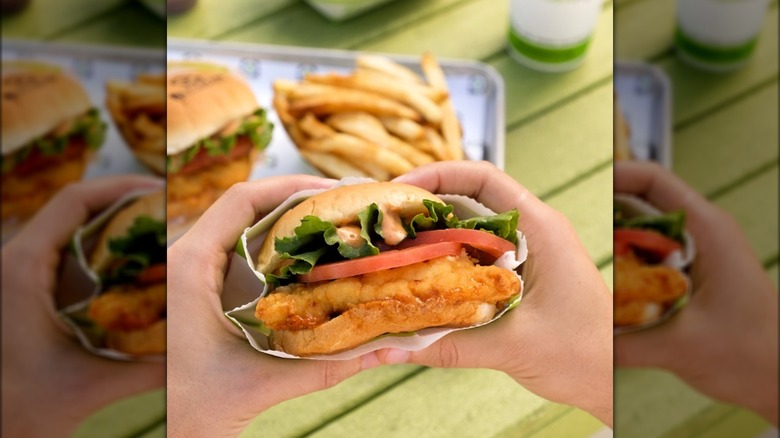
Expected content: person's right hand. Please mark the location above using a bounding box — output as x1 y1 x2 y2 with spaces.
614 161 778 425
374 161 614 427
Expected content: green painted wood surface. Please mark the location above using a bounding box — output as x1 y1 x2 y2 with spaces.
714 166 778 263
615 0 778 436
166 0 296 38
72 389 165 438
0 0 124 39
241 365 421 437
54 1 165 48
305 369 554 438
674 82 778 198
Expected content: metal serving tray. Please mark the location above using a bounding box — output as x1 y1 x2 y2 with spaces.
166 38 506 179
615 61 673 168
1 39 165 178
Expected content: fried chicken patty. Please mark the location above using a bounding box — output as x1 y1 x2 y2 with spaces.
256 251 521 331
615 253 688 304
88 282 166 331
614 252 688 326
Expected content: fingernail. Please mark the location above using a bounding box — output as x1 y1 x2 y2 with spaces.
384 348 410 364
361 352 381 370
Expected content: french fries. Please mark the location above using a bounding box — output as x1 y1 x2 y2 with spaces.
274 52 465 181
106 73 166 174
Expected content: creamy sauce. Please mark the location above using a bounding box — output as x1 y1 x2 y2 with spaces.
336 225 366 248
217 118 242 137
380 206 407 246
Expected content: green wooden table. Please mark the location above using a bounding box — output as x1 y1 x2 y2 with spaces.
10 0 773 436
168 1 613 437
615 0 778 437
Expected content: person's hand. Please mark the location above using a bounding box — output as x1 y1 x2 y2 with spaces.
373 161 614 427
614 161 778 425
1 176 166 438
167 176 381 438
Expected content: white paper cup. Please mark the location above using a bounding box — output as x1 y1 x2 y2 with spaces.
676 0 770 72
507 0 602 72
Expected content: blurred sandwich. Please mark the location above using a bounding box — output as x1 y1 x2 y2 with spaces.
88 190 166 355
166 62 273 225
2 61 105 231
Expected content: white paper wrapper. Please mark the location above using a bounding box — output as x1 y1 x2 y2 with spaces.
613 194 696 335
57 189 165 362
222 178 528 360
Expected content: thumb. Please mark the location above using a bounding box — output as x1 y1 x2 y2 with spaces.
376 330 499 369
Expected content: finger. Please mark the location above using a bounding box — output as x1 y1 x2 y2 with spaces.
614 161 720 227
393 161 551 223
15 175 163 251
376 328 501 370
184 175 336 254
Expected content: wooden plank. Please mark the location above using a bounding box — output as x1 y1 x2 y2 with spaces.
664 7 778 126
545 165 613 263
52 2 165 48
218 0 467 48
674 82 778 197
72 390 165 438
505 82 613 198
615 0 675 60
525 408 605 438
713 165 778 263
0 0 124 39
494 4 613 125
615 369 713 438
167 0 295 38
306 369 557 438
357 0 509 58
241 365 421 437
689 408 772 438
136 422 166 438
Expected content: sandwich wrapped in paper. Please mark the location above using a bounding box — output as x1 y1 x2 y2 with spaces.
166 62 273 239
59 190 166 361
613 194 695 333
223 179 528 359
1 60 105 237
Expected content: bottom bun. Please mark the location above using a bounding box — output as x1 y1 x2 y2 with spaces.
106 319 166 355
167 147 258 221
271 298 496 357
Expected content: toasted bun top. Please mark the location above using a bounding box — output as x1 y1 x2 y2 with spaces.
2 62 92 155
166 63 259 156
256 182 443 274
90 191 165 275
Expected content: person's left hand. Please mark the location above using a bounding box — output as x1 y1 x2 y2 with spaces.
167 176 380 438
2 176 166 438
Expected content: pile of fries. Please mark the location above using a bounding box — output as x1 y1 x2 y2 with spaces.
106 73 166 175
273 52 464 180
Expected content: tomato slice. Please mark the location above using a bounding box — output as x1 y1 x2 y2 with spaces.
298 242 463 283
396 229 515 260
614 228 681 258
135 263 166 286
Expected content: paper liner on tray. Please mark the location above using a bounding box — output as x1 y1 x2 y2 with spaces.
613 194 696 335
57 189 165 362
222 178 528 360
